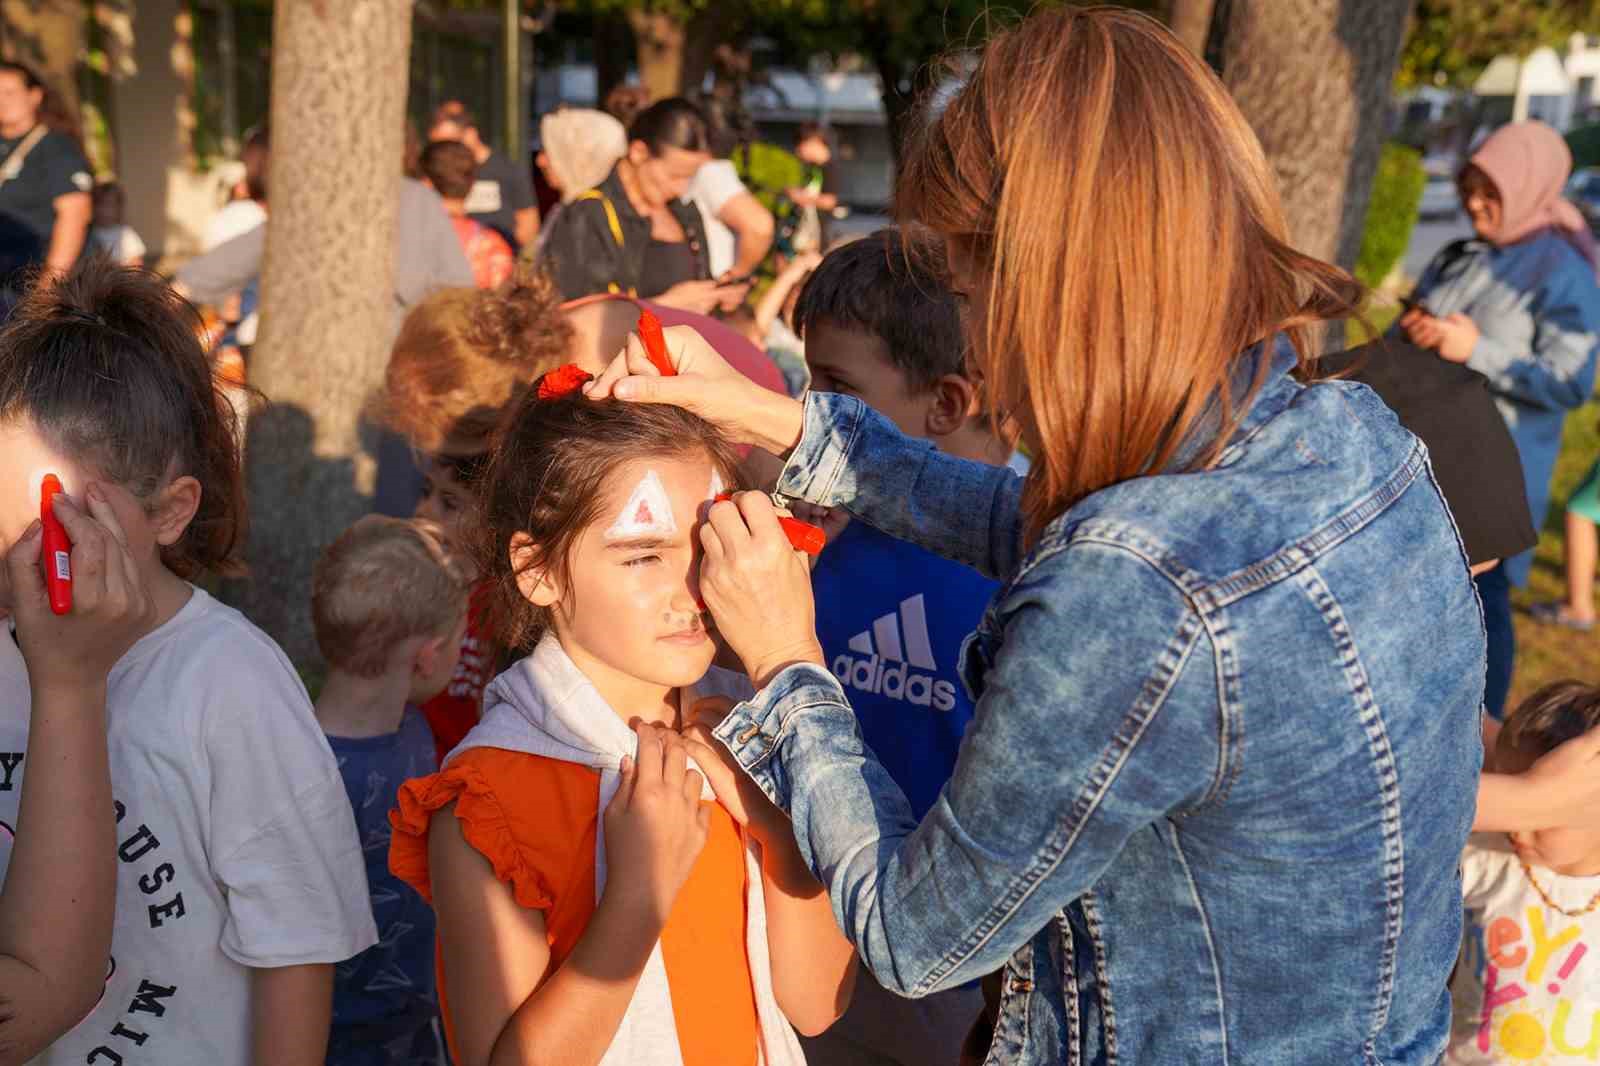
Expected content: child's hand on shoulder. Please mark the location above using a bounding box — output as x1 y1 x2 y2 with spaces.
602 723 711 928
6 485 152 694
683 696 788 844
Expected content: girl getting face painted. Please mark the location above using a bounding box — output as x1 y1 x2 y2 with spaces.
480 373 745 720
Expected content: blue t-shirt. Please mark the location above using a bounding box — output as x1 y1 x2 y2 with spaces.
811 519 999 819
326 708 439 1044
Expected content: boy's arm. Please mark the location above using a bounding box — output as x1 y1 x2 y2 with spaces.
251 964 332 1066
430 804 662 1066
757 831 857 1035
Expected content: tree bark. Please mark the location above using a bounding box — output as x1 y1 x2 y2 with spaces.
1211 0 1414 272
0 0 84 136
1166 0 1217 57
244 0 412 664
626 9 686 101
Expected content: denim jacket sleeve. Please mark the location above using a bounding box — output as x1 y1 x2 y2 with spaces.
1466 263 1600 413
712 535 1224 996
776 391 1028 581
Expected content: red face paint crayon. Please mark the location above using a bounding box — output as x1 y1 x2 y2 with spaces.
636 308 677 377
40 475 72 615
714 493 827 556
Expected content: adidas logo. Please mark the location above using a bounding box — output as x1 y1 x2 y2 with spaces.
831 594 958 711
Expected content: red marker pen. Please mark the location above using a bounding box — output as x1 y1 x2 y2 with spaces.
636 307 677 377
39 475 72 615
715 493 827 556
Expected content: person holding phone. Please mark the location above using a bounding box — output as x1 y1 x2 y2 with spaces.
1395 121 1600 720
539 97 750 316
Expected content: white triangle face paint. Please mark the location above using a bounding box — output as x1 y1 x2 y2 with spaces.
606 469 679 540
707 468 726 502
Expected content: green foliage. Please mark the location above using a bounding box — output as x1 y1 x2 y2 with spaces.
732 140 803 215
1397 0 1600 89
1355 143 1426 289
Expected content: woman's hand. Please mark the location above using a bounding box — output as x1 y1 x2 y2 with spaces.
656 279 748 316
1521 724 1600 827
1401 309 1479 364
602 724 711 927
682 697 790 844
699 492 824 688
585 324 806 456
6 484 153 695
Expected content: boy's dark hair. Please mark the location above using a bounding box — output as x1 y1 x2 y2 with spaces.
628 97 708 157
793 228 965 392
0 257 246 578
91 182 125 226
603 84 653 131
480 384 742 650
1501 680 1600 758
420 139 479 200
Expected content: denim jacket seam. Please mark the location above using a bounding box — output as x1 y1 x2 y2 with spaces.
1186 605 1242 811
1191 442 1427 612
1078 892 1118 1066
1292 563 1406 1050
914 613 1206 996
1165 822 1231 1066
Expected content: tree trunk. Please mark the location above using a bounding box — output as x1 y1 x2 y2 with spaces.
626 9 686 101
0 0 84 136
1210 0 1414 273
1166 0 1217 57
244 0 412 664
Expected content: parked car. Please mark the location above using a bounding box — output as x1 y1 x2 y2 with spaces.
1418 171 1461 221
1568 168 1600 234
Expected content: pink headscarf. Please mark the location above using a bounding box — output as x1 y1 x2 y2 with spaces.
1469 120 1599 272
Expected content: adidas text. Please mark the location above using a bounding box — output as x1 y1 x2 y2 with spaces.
831 653 957 711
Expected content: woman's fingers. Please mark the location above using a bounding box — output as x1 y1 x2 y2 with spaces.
587 333 665 400
659 727 688 791
4 521 46 612
609 753 637 812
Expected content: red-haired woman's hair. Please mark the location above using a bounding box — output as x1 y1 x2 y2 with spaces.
0 258 246 576
897 7 1364 543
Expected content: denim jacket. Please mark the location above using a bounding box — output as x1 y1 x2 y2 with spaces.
712 344 1484 1065
1400 231 1600 585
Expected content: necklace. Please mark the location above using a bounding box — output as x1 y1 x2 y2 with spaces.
1515 849 1600 918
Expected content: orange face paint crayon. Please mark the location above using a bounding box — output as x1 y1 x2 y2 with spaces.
636 308 677 377
40 475 71 615
714 493 826 556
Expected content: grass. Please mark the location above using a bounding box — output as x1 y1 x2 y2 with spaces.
1510 405 1600 706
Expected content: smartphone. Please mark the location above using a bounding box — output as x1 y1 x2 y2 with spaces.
718 272 755 288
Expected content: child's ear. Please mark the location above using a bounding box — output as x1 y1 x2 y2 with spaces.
412 633 451 680
150 475 203 548
509 532 561 607
924 374 981 439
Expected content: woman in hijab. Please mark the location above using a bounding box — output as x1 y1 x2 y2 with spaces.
1398 120 1600 718
531 108 628 260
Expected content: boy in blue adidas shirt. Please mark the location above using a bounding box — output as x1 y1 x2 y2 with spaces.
794 228 1019 1066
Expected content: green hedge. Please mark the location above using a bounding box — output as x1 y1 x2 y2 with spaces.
1356 143 1427 289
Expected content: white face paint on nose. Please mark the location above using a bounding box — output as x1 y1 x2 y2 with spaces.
605 469 679 540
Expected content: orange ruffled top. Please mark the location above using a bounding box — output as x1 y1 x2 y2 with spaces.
389 746 759 1065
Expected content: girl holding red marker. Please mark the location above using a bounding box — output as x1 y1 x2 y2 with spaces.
0 259 377 1066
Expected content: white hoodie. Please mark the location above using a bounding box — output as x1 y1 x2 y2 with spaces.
449 635 805 1066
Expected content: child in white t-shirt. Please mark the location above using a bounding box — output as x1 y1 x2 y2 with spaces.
1449 680 1600 1064
0 258 376 1065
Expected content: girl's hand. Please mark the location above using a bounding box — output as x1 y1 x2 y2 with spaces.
699 492 824 688
1433 312 1479 363
682 697 789 843
602 724 710 927
655 279 728 316
585 324 805 457
5 484 152 695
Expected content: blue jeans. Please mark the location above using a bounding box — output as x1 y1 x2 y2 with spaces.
1475 563 1515 719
